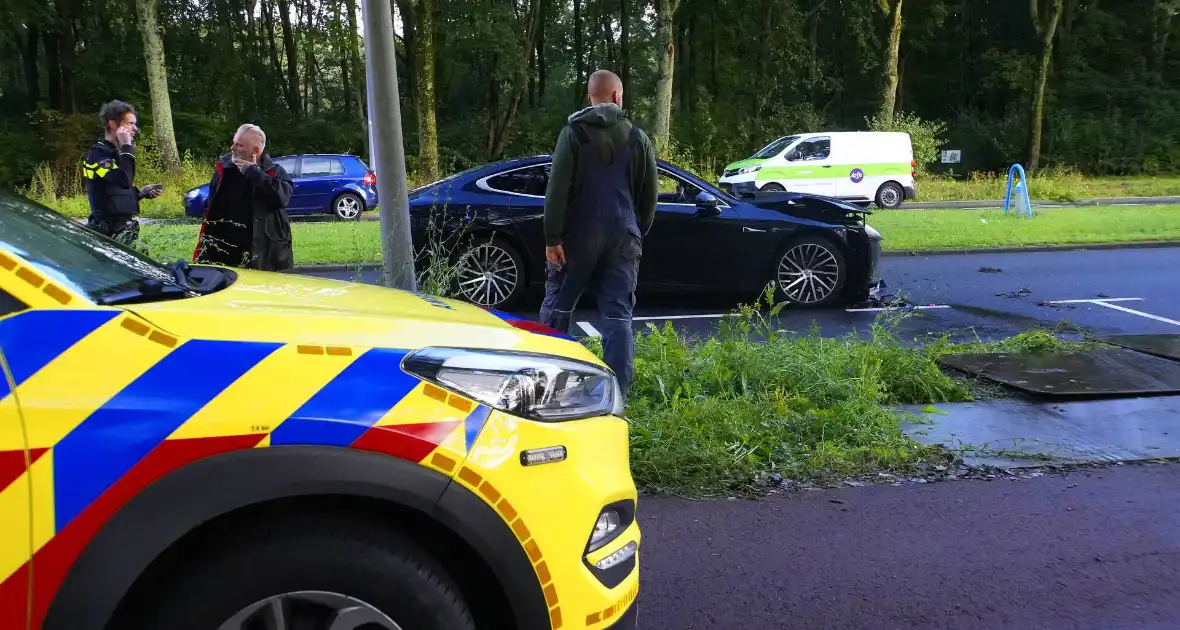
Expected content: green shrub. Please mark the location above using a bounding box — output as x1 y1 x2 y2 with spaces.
866 110 949 174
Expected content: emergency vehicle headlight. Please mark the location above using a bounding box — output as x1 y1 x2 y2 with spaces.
737 164 761 175
403 348 621 421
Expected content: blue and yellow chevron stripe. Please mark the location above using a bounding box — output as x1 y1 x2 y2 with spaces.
0 307 490 628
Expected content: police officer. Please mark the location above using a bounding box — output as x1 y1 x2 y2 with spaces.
83 100 162 245
540 70 658 399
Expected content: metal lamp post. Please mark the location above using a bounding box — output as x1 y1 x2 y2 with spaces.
360 0 417 291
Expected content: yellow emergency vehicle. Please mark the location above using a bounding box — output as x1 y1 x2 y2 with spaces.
0 189 639 630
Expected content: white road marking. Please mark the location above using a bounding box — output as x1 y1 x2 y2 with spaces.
844 305 952 313
1046 297 1180 328
1047 297 1143 304
576 321 602 337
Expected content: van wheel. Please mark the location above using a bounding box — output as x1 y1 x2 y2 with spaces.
135 515 476 630
771 234 848 308
761 183 786 192
875 182 904 209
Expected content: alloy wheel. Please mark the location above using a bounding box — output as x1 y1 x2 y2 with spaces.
336 196 362 219
217 591 401 630
777 242 841 304
456 242 519 307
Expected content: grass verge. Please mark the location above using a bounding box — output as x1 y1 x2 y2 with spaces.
575 294 977 497
135 204 1180 267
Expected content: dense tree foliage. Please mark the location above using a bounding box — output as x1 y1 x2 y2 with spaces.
2 0 1178 194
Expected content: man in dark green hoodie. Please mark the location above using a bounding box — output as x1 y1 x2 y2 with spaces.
541 69 658 399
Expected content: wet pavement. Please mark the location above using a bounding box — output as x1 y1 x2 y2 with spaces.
638 462 1180 630
296 246 1180 343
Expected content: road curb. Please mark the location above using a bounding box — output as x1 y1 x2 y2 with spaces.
900 195 1180 210
288 240 1180 274
882 240 1180 257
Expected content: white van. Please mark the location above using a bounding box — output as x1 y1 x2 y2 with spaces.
717 131 916 209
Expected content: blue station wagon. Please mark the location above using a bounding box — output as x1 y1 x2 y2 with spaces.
183 154 379 220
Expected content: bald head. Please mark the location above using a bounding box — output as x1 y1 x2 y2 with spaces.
588 70 623 107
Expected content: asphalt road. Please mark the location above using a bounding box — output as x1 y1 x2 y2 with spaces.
296 246 1180 343
637 463 1180 630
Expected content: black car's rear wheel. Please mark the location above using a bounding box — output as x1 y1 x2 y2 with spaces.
453 236 526 310
772 235 847 308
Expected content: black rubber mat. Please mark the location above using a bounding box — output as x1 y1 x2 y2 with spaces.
1096 334 1180 363
937 348 1180 397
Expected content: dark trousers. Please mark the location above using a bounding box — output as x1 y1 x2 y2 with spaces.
540 233 641 400
87 217 139 247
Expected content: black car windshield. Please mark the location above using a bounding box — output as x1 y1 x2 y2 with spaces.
0 190 178 303
752 136 799 160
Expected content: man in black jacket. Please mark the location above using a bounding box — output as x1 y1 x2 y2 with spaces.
193 124 295 271
83 100 162 245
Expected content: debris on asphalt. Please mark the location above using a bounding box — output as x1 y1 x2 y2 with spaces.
978 266 1003 273
996 288 1033 299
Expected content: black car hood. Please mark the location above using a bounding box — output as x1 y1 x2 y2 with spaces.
738 191 872 225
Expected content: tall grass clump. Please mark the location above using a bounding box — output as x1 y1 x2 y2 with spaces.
585 289 971 497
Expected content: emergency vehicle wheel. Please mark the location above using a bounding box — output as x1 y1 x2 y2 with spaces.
137 515 476 630
771 234 847 308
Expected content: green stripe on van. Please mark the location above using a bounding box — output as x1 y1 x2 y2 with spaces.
758 162 911 181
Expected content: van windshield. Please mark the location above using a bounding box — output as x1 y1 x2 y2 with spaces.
752 136 799 160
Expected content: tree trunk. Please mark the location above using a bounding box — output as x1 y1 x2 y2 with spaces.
276 0 303 115
44 29 61 110
413 0 440 181
302 0 318 116
22 28 39 111
1028 0 1064 172
652 0 680 157
1150 0 1175 80
263 0 290 107
573 0 583 105
620 0 630 91
134 0 181 177
58 0 77 113
487 0 542 159
345 0 367 144
245 0 262 114
877 0 905 125
537 0 547 102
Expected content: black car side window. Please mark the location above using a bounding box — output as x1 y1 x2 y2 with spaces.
486 165 549 196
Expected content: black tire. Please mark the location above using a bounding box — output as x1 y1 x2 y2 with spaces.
333 193 364 220
761 182 786 192
770 234 848 308
135 514 475 630
875 182 904 209
452 235 527 310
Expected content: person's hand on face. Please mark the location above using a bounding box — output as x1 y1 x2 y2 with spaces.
231 134 260 172
115 124 134 147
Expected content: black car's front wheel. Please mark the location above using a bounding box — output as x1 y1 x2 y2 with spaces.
453 235 526 310
772 235 848 308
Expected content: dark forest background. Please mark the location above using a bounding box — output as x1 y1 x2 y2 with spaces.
2 0 1178 196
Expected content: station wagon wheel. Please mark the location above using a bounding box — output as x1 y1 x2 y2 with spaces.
334 193 363 220
454 236 526 310
773 235 847 308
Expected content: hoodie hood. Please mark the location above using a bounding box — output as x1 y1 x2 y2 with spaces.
568 103 629 127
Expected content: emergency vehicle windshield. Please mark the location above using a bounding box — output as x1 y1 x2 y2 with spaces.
0 189 180 303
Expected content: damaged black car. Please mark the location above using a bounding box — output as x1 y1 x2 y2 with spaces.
407 155 884 311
